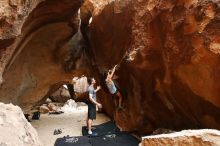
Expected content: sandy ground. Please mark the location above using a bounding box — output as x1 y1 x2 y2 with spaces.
31 104 110 146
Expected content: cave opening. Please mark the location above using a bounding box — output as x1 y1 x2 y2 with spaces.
31 76 111 146
0 0 122 145
2 0 220 146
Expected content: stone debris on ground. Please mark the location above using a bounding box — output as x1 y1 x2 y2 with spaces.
140 129 220 146
39 99 87 114
0 102 42 146
60 99 87 113
39 103 57 114
48 103 59 111
39 105 50 114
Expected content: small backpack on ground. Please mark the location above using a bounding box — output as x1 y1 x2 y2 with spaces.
32 111 40 120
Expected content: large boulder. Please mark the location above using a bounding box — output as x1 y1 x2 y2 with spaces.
0 103 42 146
0 0 87 112
86 0 220 134
140 129 220 146
50 86 71 103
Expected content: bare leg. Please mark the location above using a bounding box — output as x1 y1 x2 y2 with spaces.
86 117 89 128
117 92 123 108
114 97 117 108
88 119 93 134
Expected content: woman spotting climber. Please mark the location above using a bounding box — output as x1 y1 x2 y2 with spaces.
105 65 123 110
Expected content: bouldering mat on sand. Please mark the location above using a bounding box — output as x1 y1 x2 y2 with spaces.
54 136 92 146
90 132 140 146
55 121 140 146
82 121 120 136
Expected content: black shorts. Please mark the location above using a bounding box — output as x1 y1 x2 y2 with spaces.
88 103 96 120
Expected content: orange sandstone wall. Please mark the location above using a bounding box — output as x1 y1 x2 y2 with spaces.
88 0 220 135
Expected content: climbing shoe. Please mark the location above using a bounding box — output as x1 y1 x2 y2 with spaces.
53 129 62 135
88 131 98 137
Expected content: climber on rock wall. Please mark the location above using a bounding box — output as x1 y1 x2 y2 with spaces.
105 65 123 110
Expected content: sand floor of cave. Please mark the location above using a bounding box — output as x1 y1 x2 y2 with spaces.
31 105 110 146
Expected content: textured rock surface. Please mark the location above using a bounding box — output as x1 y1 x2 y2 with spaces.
0 0 86 112
0 0 84 81
50 86 70 103
0 0 44 39
87 0 220 134
0 102 42 146
39 105 50 113
140 129 220 146
1 0 220 137
0 0 45 84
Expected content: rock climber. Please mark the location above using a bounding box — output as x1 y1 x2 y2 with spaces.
105 65 123 110
86 77 102 136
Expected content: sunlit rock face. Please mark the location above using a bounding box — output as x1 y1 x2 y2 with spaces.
0 0 87 112
140 129 220 146
0 102 42 146
87 0 220 135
